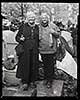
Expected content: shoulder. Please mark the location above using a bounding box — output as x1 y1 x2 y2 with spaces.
50 21 60 32
35 24 39 28
24 23 28 27
49 22 56 29
35 24 39 30
19 22 25 29
49 21 56 27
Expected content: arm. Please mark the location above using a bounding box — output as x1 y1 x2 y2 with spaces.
36 25 39 48
15 24 24 43
60 36 74 56
39 25 42 41
50 22 61 38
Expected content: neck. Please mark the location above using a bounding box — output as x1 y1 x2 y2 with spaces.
28 22 35 27
41 21 49 27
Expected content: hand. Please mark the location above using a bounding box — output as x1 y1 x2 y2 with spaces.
20 36 25 41
39 53 42 62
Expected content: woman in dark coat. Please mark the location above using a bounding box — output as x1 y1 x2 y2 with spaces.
15 11 39 90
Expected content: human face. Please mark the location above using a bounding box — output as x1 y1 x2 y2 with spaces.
41 17 48 24
28 17 35 25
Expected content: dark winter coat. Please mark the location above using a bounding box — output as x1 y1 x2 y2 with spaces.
15 23 39 83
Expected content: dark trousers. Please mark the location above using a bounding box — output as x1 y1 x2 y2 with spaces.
41 54 56 81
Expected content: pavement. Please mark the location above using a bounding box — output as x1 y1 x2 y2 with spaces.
2 80 64 97
37 80 63 97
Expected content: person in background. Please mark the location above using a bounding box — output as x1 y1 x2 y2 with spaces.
68 24 77 62
15 11 39 91
39 13 61 88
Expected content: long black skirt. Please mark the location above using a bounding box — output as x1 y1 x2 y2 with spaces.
16 44 38 84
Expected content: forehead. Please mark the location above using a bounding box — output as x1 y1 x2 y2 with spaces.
42 15 47 18
41 16 48 20
27 15 36 20
28 17 35 19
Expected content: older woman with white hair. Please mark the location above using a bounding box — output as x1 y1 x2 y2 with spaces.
39 12 61 88
15 11 39 91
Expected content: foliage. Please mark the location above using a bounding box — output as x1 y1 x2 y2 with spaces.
1 3 79 25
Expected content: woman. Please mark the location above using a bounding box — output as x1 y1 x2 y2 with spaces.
15 11 39 91
39 13 60 88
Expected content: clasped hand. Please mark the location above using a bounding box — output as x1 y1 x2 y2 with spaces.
20 35 25 41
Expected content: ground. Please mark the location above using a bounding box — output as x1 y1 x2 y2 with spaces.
2 68 77 97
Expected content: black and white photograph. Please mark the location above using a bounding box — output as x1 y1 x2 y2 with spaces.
2 2 78 97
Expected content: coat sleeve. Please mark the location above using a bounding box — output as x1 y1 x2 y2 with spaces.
39 25 42 41
36 25 39 48
15 24 23 43
60 36 74 56
50 22 61 38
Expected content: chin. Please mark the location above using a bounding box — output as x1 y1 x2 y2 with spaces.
43 21 47 23
29 21 34 23
30 22 35 25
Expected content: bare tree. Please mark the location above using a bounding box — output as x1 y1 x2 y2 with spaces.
1 3 79 24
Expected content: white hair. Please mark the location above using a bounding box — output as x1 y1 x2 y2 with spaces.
40 13 50 20
26 11 36 19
